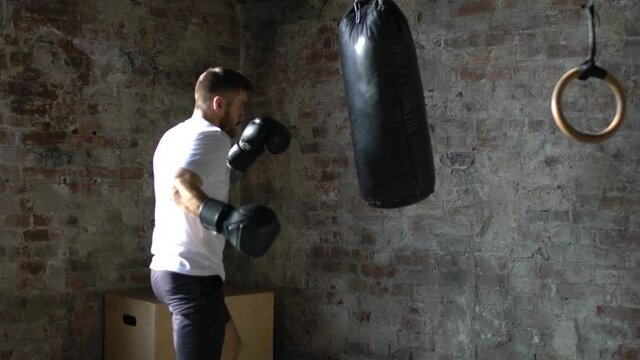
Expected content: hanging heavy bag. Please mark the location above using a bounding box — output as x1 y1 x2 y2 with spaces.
338 0 435 209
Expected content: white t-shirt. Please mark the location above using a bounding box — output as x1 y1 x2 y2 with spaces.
150 116 231 278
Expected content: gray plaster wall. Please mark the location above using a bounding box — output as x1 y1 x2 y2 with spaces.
229 0 640 359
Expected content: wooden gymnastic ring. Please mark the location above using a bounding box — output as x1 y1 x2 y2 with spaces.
551 67 626 143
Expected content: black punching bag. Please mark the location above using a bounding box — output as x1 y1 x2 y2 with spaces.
338 0 435 208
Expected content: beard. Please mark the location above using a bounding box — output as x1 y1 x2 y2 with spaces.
220 112 239 138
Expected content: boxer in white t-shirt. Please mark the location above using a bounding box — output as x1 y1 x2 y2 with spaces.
150 67 289 360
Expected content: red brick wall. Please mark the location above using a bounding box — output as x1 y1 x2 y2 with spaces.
2 0 639 359
0 1 239 358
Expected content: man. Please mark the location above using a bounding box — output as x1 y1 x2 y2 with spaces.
150 67 287 359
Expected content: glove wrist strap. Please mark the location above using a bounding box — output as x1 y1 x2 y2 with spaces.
199 198 234 233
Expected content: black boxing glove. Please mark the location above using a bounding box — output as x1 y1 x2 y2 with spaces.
227 117 291 173
199 198 280 257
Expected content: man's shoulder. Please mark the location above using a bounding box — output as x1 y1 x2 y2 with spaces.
194 127 230 147
187 118 229 138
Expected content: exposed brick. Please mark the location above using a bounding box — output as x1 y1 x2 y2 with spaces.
469 49 491 64
22 167 66 180
611 345 639 360
391 284 411 297
320 170 340 182
19 260 46 275
68 320 93 337
573 209 629 229
117 166 144 180
66 216 79 226
68 135 111 147
9 51 30 67
312 125 328 139
446 151 475 168
20 132 67 147
445 34 483 49
23 230 50 242
487 65 513 80
525 209 570 224
33 214 52 227
149 6 170 18
310 245 325 258
5 214 31 228
0 49 6 70
361 264 397 279
594 230 640 249
391 249 435 268
325 50 340 63
299 142 320 153
7 74 60 116
60 182 91 195
460 67 486 82
484 32 507 47
597 306 640 323
86 166 144 180
556 282 586 300
66 273 95 290
624 23 640 37
545 44 585 59
4 115 30 128
454 0 496 17
13 3 81 35
351 310 371 324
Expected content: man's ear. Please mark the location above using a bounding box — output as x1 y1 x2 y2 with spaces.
212 96 225 111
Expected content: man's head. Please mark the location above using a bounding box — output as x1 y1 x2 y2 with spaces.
194 67 253 137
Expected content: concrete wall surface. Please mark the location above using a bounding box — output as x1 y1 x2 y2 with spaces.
231 0 639 359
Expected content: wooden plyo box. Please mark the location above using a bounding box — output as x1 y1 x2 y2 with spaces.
104 288 274 360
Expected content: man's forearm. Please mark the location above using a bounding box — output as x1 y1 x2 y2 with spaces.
172 169 207 217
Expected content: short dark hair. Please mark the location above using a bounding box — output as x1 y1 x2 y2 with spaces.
194 67 253 110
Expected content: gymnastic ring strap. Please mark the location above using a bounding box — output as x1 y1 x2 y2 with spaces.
551 67 626 143
578 61 607 80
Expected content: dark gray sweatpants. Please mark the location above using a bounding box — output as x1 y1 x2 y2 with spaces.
151 270 230 360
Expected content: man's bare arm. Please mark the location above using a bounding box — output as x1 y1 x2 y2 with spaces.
172 167 207 217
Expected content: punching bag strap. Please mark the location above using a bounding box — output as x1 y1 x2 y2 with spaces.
353 0 385 23
354 1 362 23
